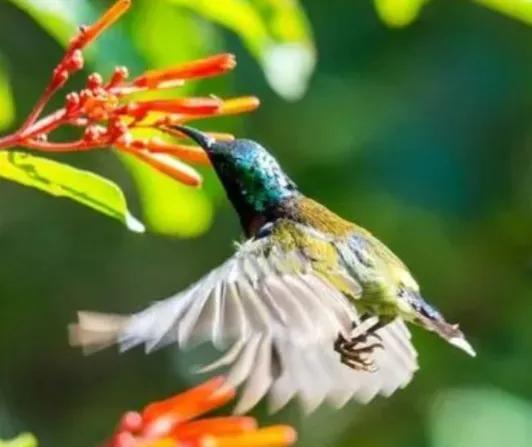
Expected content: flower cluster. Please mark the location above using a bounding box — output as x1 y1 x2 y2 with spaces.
107 377 297 447
0 0 259 187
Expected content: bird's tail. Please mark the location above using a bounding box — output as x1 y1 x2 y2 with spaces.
68 311 129 354
421 316 476 357
410 296 476 357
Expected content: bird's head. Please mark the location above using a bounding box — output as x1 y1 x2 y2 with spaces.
173 125 298 220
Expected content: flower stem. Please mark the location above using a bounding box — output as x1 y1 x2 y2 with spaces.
22 139 104 152
0 108 68 150
0 132 20 149
16 87 55 137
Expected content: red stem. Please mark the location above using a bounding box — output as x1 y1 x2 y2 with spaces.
22 139 106 152
16 86 56 137
19 109 68 138
0 132 19 149
0 108 69 150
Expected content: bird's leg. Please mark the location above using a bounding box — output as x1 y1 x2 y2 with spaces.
345 314 389 347
334 315 391 372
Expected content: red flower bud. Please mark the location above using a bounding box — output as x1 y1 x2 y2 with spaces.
83 125 106 143
65 49 84 72
110 66 130 87
79 89 94 104
107 117 129 141
118 411 144 434
50 69 69 90
87 73 104 90
65 92 80 113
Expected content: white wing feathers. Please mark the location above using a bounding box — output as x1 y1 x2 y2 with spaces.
69 239 418 414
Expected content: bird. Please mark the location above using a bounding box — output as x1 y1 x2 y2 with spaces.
69 125 475 414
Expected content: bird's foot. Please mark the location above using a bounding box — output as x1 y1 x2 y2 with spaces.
334 317 385 372
334 332 383 373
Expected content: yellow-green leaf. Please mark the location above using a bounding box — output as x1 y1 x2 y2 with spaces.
374 0 429 28
167 0 316 101
0 151 144 232
120 153 213 238
0 433 37 447
0 63 15 131
475 0 532 25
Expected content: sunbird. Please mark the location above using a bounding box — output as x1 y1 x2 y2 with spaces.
70 125 475 414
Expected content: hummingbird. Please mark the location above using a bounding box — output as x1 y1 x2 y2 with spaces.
70 125 475 414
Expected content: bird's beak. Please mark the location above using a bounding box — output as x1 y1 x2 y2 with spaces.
171 124 217 152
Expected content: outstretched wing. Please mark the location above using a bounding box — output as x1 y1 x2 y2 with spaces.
70 222 418 413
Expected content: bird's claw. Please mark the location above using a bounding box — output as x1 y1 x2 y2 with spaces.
340 356 379 373
334 331 383 373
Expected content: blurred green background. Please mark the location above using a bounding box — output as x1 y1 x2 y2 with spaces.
1 0 532 446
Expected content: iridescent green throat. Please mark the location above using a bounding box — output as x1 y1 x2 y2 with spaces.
208 139 298 235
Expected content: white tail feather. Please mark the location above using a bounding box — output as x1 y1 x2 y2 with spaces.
68 311 128 355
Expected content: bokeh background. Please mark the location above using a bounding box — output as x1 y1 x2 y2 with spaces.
1 0 532 446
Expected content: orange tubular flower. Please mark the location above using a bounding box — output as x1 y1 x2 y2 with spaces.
73 0 132 50
133 54 237 88
0 0 260 188
135 137 211 165
120 147 204 187
107 377 297 447
126 98 223 118
218 97 261 116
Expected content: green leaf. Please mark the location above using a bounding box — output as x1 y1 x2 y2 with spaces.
0 151 144 232
374 0 532 27
0 62 15 131
167 0 316 101
0 433 37 447
474 0 532 25
119 153 212 238
374 0 429 28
